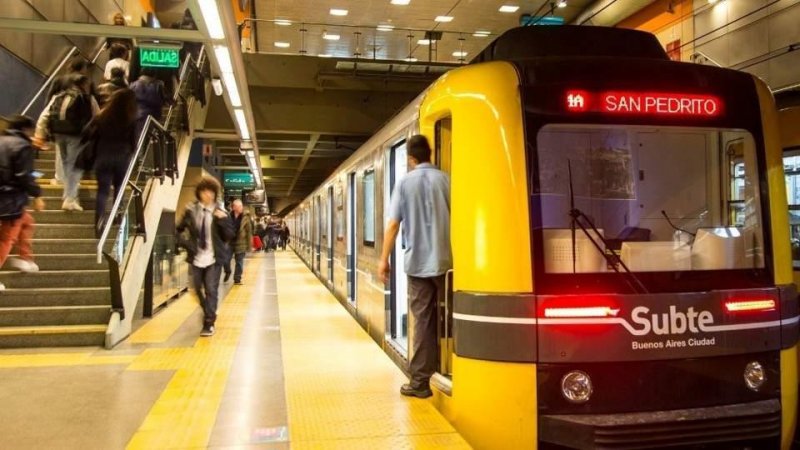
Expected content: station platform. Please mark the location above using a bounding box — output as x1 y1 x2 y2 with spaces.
0 252 469 449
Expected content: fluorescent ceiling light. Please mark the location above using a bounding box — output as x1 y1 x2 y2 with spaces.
234 109 250 141
214 45 233 73
330 8 348 16
323 33 341 41
499 5 520 13
377 25 394 31
453 51 468 57
435 16 454 22
405 57 417 62
473 30 491 37
417 39 431 45
318 54 333 57
198 0 225 39
275 19 292 26
222 72 241 107
274 41 290 48
391 0 410 4
557 0 567 7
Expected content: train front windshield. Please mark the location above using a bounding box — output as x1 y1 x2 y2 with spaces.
533 124 767 285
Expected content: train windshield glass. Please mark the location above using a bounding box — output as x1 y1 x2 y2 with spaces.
534 124 765 274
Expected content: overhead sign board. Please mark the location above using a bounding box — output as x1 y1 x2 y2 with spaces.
223 171 256 188
565 90 723 118
520 15 565 26
139 46 180 69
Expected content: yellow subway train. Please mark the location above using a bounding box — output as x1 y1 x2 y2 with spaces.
287 26 798 449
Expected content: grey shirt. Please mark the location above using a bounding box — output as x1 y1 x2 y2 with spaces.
388 163 452 277
193 204 215 268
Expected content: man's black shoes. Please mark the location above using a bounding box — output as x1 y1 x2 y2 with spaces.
400 383 432 398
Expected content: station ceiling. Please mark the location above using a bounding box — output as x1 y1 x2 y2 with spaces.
201 0 653 215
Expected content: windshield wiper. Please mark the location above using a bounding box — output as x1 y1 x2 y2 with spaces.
567 160 648 294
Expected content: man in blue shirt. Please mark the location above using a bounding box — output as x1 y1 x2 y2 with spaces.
379 135 452 399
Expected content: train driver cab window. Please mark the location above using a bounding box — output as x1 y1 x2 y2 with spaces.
784 150 800 268
534 125 765 274
363 170 376 246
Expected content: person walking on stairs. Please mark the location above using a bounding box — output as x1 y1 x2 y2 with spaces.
177 177 234 337
0 115 45 290
223 199 252 285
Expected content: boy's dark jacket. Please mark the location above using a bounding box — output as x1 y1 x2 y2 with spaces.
176 201 235 266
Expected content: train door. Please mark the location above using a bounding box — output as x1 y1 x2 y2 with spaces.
434 118 454 380
327 186 334 283
780 106 800 285
387 139 409 352
315 196 322 272
347 172 357 304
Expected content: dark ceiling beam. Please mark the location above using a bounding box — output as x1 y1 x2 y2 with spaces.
287 134 321 197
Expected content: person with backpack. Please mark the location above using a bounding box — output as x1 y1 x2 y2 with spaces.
129 68 171 140
0 115 45 290
80 89 137 235
35 74 99 211
96 67 128 107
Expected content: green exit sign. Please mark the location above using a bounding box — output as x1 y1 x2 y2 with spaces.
224 171 256 188
140 47 180 68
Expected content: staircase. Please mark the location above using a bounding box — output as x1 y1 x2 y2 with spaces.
0 150 112 347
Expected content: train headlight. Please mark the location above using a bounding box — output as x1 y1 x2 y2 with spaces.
561 371 593 403
744 361 765 391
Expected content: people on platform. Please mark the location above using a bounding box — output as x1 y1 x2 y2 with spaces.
223 199 253 285
0 115 45 290
103 43 130 82
79 89 137 235
35 74 99 211
280 221 290 250
378 134 452 399
176 176 234 337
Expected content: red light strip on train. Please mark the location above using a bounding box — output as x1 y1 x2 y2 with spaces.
724 299 776 313
543 306 620 318
565 90 723 117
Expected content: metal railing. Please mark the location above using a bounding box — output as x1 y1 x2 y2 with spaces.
96 49 208 319
20 46 80 115
690 51 724 68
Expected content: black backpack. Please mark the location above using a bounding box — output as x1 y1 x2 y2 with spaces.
48 89 92 136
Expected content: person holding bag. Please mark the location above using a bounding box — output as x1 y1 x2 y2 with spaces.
0 115 45 290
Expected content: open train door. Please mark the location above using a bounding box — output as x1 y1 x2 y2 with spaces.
434 117 454 386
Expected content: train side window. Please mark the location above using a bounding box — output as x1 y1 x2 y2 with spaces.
435 117 452 173
363 169 376 247
784 149 800 268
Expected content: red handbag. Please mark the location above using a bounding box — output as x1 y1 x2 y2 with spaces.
252 235 263 250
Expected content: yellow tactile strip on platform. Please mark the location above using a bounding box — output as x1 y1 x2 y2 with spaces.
126 263 259 450
274 252 471 448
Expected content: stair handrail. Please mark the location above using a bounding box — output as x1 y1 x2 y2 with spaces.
20 46 80 116
690 51 724 68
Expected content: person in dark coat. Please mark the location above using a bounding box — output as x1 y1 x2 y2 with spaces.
176 176 234 336
81 88 137 234
0 115 45 290
129 68 171 139
96 67 128 107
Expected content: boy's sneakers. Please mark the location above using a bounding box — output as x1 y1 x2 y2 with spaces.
200 325 216 337
9 258 39 273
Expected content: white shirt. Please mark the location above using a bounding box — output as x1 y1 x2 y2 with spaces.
104 58 130 81
193 205 216 268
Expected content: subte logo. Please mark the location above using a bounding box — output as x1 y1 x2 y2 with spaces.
565 91 590 112
630 306 714 336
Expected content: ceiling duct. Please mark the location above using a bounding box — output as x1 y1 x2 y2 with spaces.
571 0 658 27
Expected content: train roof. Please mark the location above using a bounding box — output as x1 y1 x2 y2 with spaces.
472 25 669 63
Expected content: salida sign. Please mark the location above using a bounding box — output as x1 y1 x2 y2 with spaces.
140 47 180 69
565 90 723 117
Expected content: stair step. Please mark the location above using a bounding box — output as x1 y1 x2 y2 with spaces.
0 270 108 289
38 197 114 211
0 287 109 307
35 150 57 161
31 210 95 224
1 254 101 271
37 184 97 197
30 225 106 240
0 325 106 348
36 179 98 187
0 305 111 327
32 239 113 254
